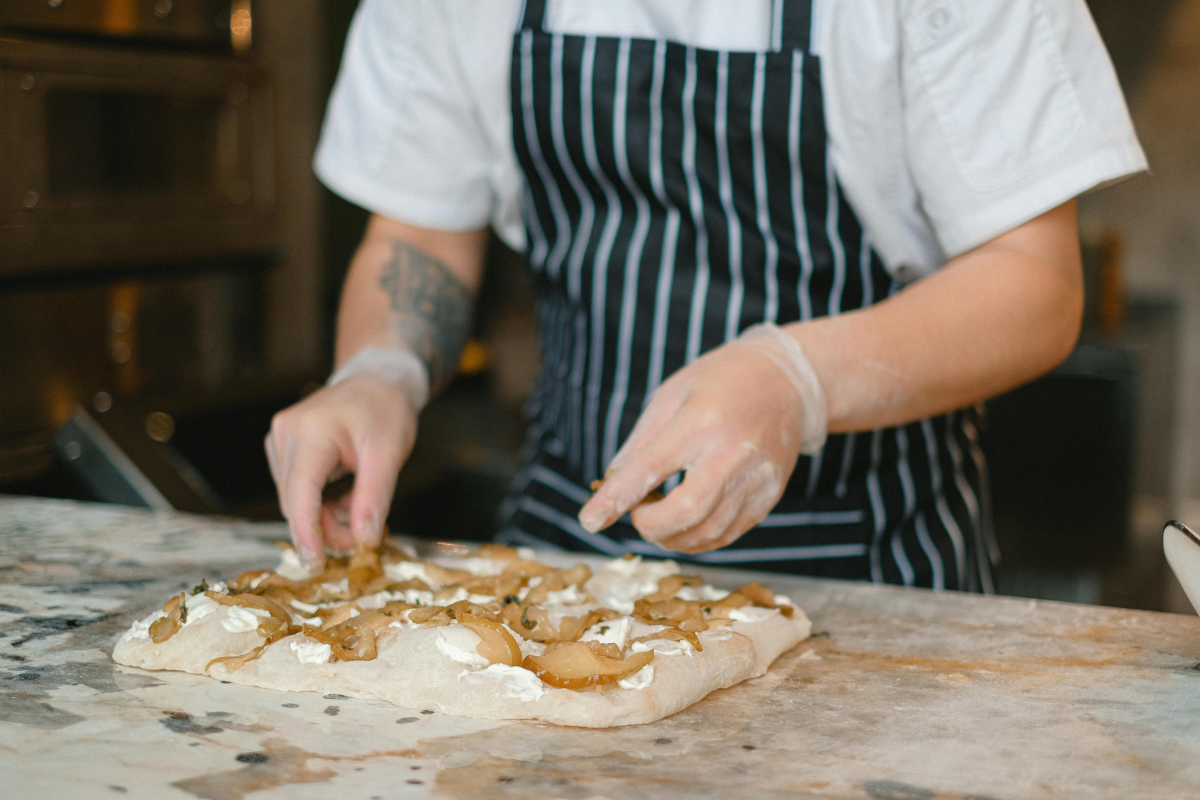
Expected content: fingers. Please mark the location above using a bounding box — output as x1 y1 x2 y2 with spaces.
321 497 356 551
630 446 786 554
657 504 761 554
348 435 407 549
276 433 344 572
606 382 682 474
579 417 694 533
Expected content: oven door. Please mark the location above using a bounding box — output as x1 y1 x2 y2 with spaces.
0 37 276 278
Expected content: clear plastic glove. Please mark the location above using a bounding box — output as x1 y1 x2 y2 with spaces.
578 323 826 554
264 348 428 572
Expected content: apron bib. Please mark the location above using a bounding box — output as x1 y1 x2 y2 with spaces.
498 0 996 592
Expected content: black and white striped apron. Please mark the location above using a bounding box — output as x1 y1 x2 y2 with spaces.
497 0 997 592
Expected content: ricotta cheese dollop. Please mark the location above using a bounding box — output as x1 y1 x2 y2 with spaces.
586 557 680 615
275 548 312 581
221 605 271 633
728 606 779 623
581 616 634 651
126 611 165 641
289 638 332 664
435 626 489 669
183 591 219 624
383 561 435 587
618 665 655 690
630 638 694 658
457 664 546 701
675 584 730 602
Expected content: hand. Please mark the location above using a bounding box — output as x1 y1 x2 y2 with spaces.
264 373 418 572
578 324 826 554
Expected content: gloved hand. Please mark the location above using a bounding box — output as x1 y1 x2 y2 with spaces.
578 323 826 554
264 347 429 572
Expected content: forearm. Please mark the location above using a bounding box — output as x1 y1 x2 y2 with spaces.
790 201 1084 433
335 215 488 391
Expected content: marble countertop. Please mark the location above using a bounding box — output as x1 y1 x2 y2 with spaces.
3 496 1200 800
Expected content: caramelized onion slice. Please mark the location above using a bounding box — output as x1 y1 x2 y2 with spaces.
149 593 186 643
704 591 752 618
421 562 474 587
633 598 704 624
632 626 703 652
643 574 704 604
733 582 776 608
208 592 296 629
347 544 383 587
206 641 270 674
331 627 378 661
457 612 522 667
473 543 520 561
499 602 556 641
522 642 654 690
556 608 620 643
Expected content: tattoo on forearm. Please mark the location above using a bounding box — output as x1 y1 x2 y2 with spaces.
378 241 472 389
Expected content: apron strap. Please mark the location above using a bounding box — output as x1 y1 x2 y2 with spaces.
517 0 548 33
773 0 813 52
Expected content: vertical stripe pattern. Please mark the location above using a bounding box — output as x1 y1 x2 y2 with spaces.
503 0 994 591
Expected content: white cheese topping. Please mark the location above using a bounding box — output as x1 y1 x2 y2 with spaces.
399 589 434 606
435 625 489 669
628 619 670 640
729 607 779 623
630 638 694 658
675 585 730 602
581 616 634 651
275 548 312 581
618 665 655 690
457 664 545 701
183 592 218 625
289 638 332 664
543 585 589 605
436 556 504 577
126 611 165 641
248 573 269 589
774 594 793 607
585 556 680 614
290 614 321 626
290 599 322 614
319 578 350 595
506 624 547 658
516 575 543 601
701 628 735 643
515 547 537 561
220 605 271 633
384 561 435 587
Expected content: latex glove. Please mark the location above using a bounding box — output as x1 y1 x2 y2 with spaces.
578 323 826 554
264 347 429 572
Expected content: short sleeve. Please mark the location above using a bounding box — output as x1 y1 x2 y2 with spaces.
898 0 1147 257
313 0 526 249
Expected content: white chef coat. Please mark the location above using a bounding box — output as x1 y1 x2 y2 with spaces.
314 0 1146 280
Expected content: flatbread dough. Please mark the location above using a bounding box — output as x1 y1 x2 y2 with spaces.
113 546 810 728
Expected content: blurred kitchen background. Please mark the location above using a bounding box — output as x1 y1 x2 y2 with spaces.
1 0 1197 613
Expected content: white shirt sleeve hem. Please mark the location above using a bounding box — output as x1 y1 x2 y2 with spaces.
937 143 1148 258
314 154 494 233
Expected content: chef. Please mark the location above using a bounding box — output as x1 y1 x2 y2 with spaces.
265 0 1145 591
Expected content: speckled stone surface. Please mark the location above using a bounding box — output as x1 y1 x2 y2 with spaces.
3 496 1200 800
